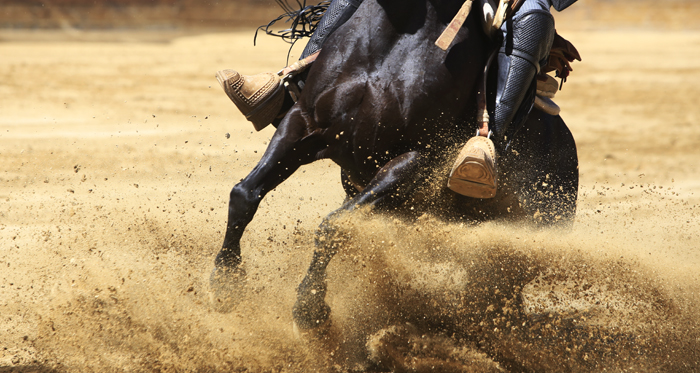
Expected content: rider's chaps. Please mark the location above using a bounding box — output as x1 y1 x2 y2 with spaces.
489 9 554 148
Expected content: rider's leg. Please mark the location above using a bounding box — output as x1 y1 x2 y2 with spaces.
448 9 555 199
491 8 555 142
217 0 364 131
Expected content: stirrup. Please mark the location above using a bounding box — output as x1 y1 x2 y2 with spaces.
476 129 493 139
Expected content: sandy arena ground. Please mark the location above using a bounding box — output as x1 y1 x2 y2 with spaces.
1 7 700 373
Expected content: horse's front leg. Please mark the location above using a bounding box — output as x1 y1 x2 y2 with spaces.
293 151 426 332
211 113 322 309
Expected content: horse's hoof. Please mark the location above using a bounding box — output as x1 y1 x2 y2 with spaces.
209 265 246 313
292 317 332 341
292 296 331 333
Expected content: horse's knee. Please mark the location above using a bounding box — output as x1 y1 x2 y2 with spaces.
228 183 261 212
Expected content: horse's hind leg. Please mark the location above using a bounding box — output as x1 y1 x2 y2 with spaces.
507 111 579 227
212 113 324 308
293 151 426 332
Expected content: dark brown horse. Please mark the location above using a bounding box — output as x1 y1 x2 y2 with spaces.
211 0 578 332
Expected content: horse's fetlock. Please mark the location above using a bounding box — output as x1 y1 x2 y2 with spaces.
293 294 331 330
215 248 241 269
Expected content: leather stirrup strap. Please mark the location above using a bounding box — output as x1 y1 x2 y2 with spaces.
435 0 474 51
507 0 524 18
492 0 525 31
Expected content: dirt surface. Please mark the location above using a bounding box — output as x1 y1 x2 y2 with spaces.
1 4 700 372
0 0 283 29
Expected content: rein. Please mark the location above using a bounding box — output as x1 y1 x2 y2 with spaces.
254 0 331 63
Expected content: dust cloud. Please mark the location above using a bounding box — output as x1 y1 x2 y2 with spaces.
1 198 698 372
1 4 700 372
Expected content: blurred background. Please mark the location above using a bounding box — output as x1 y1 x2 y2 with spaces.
0 0 282 30
1 0 699 33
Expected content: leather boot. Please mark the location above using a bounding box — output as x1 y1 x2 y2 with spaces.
448 136 497 199
216 70 285 131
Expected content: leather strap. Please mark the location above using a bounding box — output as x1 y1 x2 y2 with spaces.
507 0 524 18
435 0 474 51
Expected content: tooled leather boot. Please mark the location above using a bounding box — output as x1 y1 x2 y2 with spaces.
216 0 364 131
216 70 285 132
216 50 321 131
448 135 498 199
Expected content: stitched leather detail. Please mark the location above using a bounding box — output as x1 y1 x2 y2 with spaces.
216 69 285 131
